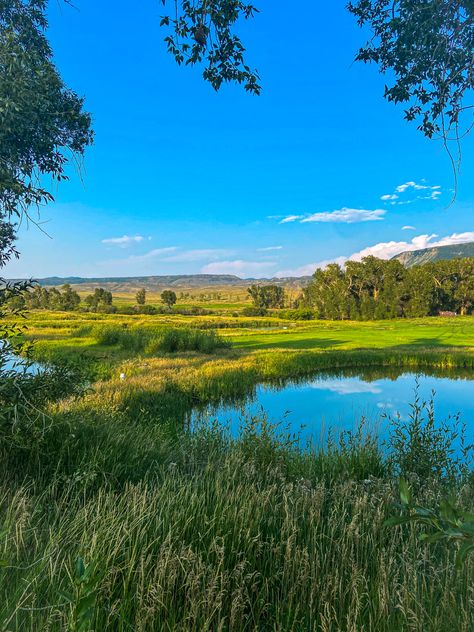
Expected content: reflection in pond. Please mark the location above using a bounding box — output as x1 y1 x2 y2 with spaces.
192 368 474 446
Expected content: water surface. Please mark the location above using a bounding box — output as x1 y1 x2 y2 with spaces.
193 368 474 445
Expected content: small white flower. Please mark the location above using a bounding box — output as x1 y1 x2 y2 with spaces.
119 372 126 380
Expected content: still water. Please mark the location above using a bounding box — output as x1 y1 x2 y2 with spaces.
193 368 474 445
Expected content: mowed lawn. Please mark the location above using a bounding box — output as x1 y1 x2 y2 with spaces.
229 316 474 351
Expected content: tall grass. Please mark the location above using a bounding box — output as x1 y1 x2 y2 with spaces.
0 411 473 631
84 324 231 355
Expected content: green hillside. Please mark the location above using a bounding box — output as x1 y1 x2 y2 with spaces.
393 242 474 267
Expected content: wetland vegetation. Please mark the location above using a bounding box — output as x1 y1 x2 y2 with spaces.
1 307 474 629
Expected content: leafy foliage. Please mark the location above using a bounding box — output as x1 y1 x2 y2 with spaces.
385 480 474 569
348 1 474 155
135 288 146 305
303 255 474 319
0 0 93 224
248 284 285 309
0 0 93 426
385 384 473 485
159 0 260 94
161 289 177 308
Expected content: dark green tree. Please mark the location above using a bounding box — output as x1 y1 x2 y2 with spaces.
161 290 177 309
248 284 285 309
0 0 92 400
59 284 81 311
84 288 113 311
136 288 147 305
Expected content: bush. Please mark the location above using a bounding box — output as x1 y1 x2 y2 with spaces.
135 305 158 315
146 327 231 354
241 306 268 317
279 308 316 321
89 325 231 355
96 305 118 314
385 385 472 486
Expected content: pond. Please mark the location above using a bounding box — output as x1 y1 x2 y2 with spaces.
3 352 43 375
192 367 474 446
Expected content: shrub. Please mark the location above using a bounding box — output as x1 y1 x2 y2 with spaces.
241 306 268 317
385 384 472 486
89 325 230 355
146 327 231 354
280 308 316 321
135 305 158 315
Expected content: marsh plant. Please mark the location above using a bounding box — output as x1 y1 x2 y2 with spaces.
83 324 231 355
385 383 473 486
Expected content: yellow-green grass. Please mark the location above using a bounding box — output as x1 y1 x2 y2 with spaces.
17 311 474 424
4 312 474 630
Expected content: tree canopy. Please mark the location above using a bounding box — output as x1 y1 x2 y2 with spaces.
159 0 260 95
303 255 474 319
347 2 474 155
0 0 93 244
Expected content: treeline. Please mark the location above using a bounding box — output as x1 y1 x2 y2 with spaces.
302 256 474 319
10 284 118 313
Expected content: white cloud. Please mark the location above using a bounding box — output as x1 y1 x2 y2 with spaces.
387 181 442 202
402 225 416 231
101 235 147 247
280 208 385 225
302 208 385 223
201 260 276 278
275 231 474 278
280 215 303 224
257 245 283 252
380 194 398 201
351 232 474 261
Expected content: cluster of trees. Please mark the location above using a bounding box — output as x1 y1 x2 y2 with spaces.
84 288 114 311
248 285 285 309
13 285 116 313
17 284 81 311
302 256 474 320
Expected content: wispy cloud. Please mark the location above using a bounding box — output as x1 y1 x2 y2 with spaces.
160 249 232 263
402 225 416 231
114 247 179 263
101 235 149 248
280 215 303 224
201 260 276 278
395 181 439 193
381 181 442 205
257 245 283 252
280 208 385 225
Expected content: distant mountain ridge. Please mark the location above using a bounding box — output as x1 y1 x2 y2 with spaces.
11 274 312 291
393 242 474 267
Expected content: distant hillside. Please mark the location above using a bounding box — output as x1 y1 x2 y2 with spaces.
14 274 311 292
393 242 474 267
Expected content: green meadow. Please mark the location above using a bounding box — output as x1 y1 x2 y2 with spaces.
2 309 474 630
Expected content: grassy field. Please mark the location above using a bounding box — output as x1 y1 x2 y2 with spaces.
2 309 474 630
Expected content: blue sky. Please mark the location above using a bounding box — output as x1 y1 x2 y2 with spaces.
6 0 474 279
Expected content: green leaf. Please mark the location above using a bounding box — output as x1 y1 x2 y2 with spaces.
456 542 474 569
399 478 412 505
75 557 85 581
